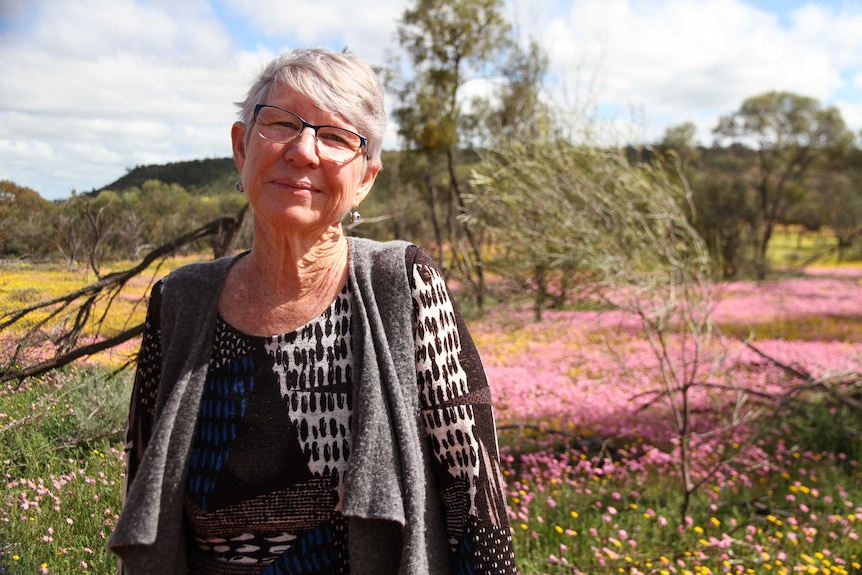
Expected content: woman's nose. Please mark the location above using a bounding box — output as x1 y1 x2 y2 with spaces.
285 128 320 164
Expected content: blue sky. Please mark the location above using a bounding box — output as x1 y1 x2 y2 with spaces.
1 0 861 200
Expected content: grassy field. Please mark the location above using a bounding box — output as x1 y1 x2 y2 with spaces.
1 239 861 574
767 225 861 269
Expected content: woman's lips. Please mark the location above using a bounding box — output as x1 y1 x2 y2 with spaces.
273 180 317 193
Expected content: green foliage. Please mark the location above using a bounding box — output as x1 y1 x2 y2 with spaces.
0 176 248 266
0 367 130 573
394 0 512 151
0 180 57 258
713 91 856 279
792 396 862 467
98 158 238 196
353 150 439 244
686 168 757 278
468 132 710 320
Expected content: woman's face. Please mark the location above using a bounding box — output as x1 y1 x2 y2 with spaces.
231 86 379 239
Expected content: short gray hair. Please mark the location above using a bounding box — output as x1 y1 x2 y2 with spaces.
236 48 386 169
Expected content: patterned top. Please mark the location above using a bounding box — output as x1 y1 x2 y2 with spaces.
124 248 516 574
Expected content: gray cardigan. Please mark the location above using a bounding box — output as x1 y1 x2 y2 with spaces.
108 237 451 574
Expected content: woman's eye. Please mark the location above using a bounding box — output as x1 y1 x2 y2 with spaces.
321 132 347 144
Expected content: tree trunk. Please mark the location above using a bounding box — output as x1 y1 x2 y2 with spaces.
447 147 485 312
425 175 446 270
212 204 249 259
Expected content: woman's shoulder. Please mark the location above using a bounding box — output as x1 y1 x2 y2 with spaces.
348 236 412 255
158 252 244 308
347 236 435 267
165 253 243 284
349 236 415 275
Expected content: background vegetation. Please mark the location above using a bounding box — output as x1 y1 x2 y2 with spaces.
1 0 861 573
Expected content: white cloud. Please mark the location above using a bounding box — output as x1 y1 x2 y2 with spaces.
223 0 403 65
0 0 260 198
527 0 862 144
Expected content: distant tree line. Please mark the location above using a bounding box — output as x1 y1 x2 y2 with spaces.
99 158 239 196
661 91 861 279
0 178 249 274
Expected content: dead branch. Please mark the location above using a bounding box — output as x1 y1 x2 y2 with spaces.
630 381 781 412
745 341 812 382
0 324 145 384
0 209 246 385
746 341 862 414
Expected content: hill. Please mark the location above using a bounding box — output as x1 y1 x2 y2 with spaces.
97 157 238 196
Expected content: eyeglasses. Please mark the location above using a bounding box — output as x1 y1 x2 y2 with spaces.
253 104 368 164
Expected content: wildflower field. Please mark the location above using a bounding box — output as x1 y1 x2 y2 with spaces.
1 258 861 574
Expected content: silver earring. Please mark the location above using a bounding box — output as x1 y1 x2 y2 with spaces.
349 209 361 224
236 182 243 193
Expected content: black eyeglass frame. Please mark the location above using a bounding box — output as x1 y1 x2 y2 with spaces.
252 104 369 162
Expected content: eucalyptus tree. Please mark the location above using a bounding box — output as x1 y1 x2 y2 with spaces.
798 149 862 261
660 121 701 167
0 180 56 258
713 91 854 279
391 0 514 310
483 38 549 143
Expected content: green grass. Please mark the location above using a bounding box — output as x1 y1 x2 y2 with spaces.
0 367 130 574
2 360 861 574
768 227 862 268
501 419 862 574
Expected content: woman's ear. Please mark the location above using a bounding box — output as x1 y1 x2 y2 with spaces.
231 121 247 173
354 162 380 206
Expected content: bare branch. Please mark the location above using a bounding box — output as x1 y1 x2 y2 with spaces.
0 323 145 384
0 209 246 384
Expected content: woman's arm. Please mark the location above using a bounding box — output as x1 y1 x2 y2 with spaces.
408 247 517 574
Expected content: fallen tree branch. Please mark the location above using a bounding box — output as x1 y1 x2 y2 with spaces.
1 208 246 384
0 323 145 384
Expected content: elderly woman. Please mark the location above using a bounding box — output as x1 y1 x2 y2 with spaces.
108 48 516 575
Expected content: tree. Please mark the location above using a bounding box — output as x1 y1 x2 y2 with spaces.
481 38 549 143
688 173 756 278
391 0 513 311
795 148 862 261
51 195 89 268
468 127 710 321
713 91 854 279
81 191 124 276
466 133 586 321
0 180 56 258
660 121 701 167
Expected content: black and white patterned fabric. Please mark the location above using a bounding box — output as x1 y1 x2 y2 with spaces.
124 248 516 574
410 252 516 574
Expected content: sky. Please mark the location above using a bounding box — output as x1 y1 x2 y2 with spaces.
1 0 861 201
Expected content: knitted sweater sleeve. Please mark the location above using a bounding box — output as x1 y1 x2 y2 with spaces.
407 247 517 574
